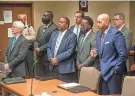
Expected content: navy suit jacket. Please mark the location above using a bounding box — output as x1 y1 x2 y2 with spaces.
96 26 127 81
47 29 77 74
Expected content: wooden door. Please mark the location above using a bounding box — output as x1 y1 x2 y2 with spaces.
0 3 32 62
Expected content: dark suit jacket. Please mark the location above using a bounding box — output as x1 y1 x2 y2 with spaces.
76 30 97 67
96 26 127 81
47 29 77 74
36 22 57 61
5 35 29 77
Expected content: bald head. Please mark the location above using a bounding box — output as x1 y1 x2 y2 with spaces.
97 13 110 32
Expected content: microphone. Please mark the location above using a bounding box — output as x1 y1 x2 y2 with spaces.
29 60 38 96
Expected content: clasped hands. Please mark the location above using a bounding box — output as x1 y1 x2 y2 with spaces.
4 64 11 72
50 57 59 66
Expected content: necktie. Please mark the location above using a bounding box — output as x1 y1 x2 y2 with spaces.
76 25 80 42
80 34 85 49
54 33 62 56
101 33 105 48
11 37 17 50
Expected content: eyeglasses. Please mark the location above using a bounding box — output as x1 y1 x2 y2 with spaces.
59 21 66 24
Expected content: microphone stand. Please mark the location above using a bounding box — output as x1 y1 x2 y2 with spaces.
29 60 38 96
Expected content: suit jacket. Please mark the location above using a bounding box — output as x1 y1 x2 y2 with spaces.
5 35 29 77
47 29 77 74
76 30 97 67
36 22 57 61
96 26 127 81
121 26 132 72
70 25 83 41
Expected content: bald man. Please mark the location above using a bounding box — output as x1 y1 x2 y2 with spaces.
91 14 127 95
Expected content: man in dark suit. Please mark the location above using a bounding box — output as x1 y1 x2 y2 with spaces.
34 10 57 76
91 14 127 95
70 10 84 42
47 17 77 82
76 16 97 72
5 21 29 78
113 12 132 72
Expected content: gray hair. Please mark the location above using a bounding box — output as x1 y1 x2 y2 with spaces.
13 21 24 31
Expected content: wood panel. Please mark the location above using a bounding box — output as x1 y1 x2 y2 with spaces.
0 3 32 62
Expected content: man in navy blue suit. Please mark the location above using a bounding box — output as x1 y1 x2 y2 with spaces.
91 14 127 95
47 17 77 82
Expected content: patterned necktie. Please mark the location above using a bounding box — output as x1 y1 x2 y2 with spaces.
54 33 62 56
101 33 105 48
11 36 17 50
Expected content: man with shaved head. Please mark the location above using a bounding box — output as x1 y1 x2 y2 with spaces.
91 14 127 95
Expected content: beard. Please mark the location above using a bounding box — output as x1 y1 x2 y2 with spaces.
42 18 50 24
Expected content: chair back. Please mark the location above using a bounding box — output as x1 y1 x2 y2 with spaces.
79 67 101 90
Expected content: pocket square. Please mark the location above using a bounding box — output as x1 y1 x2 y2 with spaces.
105 41 110 44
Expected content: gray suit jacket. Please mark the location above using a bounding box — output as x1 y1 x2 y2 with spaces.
121 25 132 50
121 25 132 72
5 35 29 77
76 30 97 67
36 22 57 61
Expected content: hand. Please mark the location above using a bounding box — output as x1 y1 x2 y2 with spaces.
51 58 59 65
4 64 9 70
77 64 83 71
90 49 97 57
34 48 40 54
131 64 135 71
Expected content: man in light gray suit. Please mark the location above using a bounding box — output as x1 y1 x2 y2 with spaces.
113 12 132 72
76 16 97 72
5 21 29 78
47 17 77 82
34 10 57 76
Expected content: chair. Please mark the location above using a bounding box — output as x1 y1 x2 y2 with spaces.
121 76 135 96
79 67 101 92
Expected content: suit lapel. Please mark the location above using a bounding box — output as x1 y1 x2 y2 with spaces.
100 27 112 56
10 35 22 54
57 30 69 54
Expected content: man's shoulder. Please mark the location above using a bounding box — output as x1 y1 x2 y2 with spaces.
122 26 132 33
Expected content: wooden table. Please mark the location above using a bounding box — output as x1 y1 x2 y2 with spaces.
0 79 99 96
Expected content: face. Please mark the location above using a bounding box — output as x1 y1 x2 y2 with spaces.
58 18 68 32
113 15 124 29
75 13 83 25
18 16 26 23
42 12 51 24
81 19 91 33
96 17 108 32
12 24 21 35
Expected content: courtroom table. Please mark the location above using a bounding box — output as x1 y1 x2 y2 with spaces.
0 79 99 96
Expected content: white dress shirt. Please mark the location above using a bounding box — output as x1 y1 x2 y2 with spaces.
54 30 67 56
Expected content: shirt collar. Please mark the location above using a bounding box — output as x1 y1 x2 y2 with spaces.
44 22 53 28
103 25 110 35
118 24 124 31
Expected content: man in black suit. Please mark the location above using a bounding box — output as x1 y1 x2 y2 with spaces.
34 10 57 76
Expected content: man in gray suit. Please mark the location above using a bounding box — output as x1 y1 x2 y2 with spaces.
47 17 77 82
34 10 57 76
76 16 97 72
5 21 29 78
113 12 132 72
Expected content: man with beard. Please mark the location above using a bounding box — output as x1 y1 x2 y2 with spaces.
34 10 57 76
76 16 97 76
47 17 77 82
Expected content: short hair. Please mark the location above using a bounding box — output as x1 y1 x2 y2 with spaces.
13 21 24 31
83 16 94 27
44 10 53 19
114 12 125 20
62 17 70 28
75 10 84 18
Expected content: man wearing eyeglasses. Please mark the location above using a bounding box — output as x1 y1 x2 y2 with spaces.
5 21 29 78
47 17 77 82
113 13 132 73
34 10 57 77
